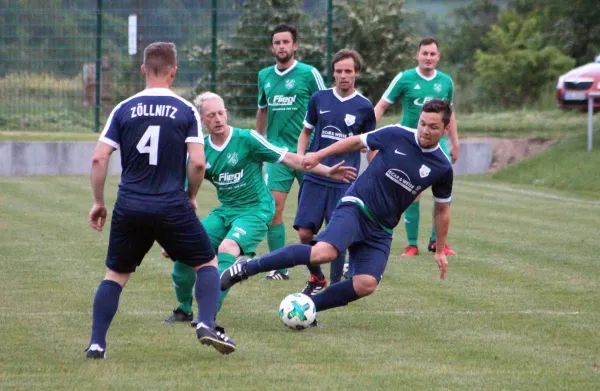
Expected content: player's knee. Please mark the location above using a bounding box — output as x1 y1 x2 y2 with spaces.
297 228 314 244
309 242 338 264
217 239 240 256
352 274 378 297
105 269 130 287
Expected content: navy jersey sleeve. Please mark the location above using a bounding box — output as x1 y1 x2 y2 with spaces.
99 103 123 148
185 105 204 144
359 126 396 151
361 107 376 134
432 167 453 203
303 93 319 130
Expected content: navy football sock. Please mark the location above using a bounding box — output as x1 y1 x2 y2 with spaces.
246 244 312 276
90 279 123 350
311 279 359 312
329 253 346 284
307 264 325 280
194 266 220 328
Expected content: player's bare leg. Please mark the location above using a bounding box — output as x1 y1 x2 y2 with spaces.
298 227 328 296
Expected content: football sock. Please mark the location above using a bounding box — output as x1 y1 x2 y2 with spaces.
311 279 359 312
194 266 220 328
430 201 451 242
246 244 311 276
217 252 237 311
172 261 196 314
90 279 122 350
404 201 420 246
307 264 325 280
267 223 288 274
329 252 346 284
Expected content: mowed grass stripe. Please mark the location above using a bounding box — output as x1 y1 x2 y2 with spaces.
0 176 598 390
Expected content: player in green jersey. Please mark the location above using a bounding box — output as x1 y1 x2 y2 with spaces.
373 37 459 257
164 92 356 325
256 23 326 280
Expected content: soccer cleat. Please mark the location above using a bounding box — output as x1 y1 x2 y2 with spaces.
191 317 200 328
301 274 328 296
264 270 290 280
164 308 194 324
196 322 236 355
428 240 456 256
220 258 250 291
342 263 350 280
85 344 106 359
402 245 419 256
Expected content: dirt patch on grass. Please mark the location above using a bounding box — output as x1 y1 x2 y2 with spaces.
463 137 558 173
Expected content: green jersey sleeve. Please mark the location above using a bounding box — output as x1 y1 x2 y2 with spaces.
381 72 405 104
247 129 288 163
308 67 326 94
257 70 268 108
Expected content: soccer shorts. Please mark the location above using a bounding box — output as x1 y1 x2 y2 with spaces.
315 203 392 281
265 162 303 193
106 199 215 274
201 204 274 257
293 179 349 234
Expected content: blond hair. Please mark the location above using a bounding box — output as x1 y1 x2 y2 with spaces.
193 92 225 113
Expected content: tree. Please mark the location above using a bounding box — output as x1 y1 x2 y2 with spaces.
474 11 575 108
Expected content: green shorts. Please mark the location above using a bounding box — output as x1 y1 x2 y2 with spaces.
265 162 303 193
201 204 274 257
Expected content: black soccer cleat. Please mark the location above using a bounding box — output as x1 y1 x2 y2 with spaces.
220 258 250 291
85 344 106 359
196 322 236 355
301 274 328 296
264 270 290 280
164 308 194 324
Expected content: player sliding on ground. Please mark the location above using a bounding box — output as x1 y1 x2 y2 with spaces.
163 92 357 326
221 99 454 321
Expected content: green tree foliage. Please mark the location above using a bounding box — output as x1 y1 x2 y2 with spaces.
474 11 575 108
331 0 414 101
187 0 324 114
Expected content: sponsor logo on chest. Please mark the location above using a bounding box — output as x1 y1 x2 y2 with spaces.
268 95 297 106
215 169 244 185
285 79 295 89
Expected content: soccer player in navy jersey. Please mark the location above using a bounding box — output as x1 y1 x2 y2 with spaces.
85 42 235 358
294 49 376 295
221 99 453 319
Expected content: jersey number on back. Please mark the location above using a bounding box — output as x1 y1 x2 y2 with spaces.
136 125 160 165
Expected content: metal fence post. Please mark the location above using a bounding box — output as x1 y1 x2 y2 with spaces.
95 0 103 132
326 0 333 86
210 0 218 93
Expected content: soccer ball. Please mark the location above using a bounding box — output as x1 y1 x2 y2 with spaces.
278 293 316 330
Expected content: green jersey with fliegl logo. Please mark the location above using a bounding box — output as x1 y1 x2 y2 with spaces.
204 127 287 208
258 60 326 152
381 68 454 128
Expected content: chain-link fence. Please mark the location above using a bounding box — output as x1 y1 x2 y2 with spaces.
0 0 332 132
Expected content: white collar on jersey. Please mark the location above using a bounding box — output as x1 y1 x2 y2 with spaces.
412 128 440 153
208 126 234 151
332 87 358 102
274 60 298 76
415 67 437 81
137 87 178 97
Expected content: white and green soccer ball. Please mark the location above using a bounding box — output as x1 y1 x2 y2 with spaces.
278 293 316 330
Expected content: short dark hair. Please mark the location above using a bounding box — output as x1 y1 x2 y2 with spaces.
271 23 298 43
422 99 452 126
331 49 363 73
418 37 439 51
143 42 177 76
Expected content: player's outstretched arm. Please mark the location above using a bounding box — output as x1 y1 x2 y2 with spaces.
89 142 115 232
433 202 451 280
301 135 365 170
296 127 313 156
374 99 391 124
186 143 206 210
448 112 460 163
256 108 267 136
281 152 357 183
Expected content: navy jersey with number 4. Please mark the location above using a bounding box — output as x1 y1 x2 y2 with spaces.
99 88 204 205
303 88 376 188
345 125 453 230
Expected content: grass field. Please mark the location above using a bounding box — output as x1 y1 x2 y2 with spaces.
1 175 599 390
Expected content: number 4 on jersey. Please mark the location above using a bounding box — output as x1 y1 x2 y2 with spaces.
136 125 160 165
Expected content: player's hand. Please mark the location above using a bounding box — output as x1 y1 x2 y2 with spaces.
161 247 170 258
434 252 448 280
89 203 107 232
328 161 358 183
450 144 460 163
302 152 321 170
189 198 198 211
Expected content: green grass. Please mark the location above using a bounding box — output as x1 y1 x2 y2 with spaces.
1 176 599 390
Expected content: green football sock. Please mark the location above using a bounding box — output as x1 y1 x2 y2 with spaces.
404 201 420 246
217 252 237 311
171 261 196 314
267 223 287 274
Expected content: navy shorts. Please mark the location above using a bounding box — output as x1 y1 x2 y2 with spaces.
315 203 392 281
293 179 349 234
106 198 215 273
